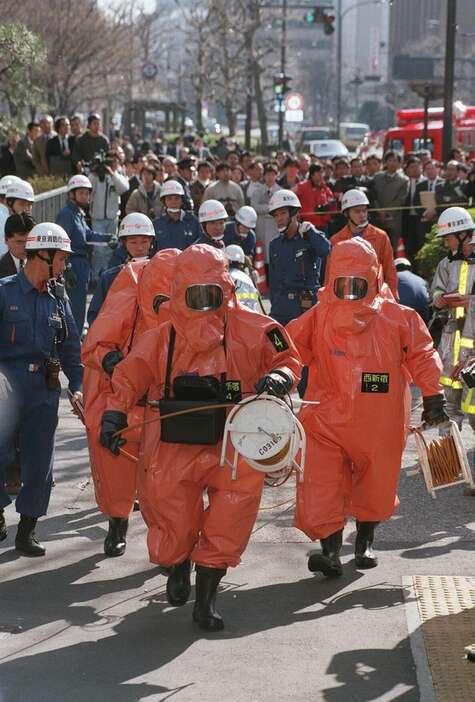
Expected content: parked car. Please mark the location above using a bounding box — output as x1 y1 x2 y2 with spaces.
302 139 349 160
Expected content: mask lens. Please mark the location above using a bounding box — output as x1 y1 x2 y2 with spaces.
185 284 223 311
334 276 368 301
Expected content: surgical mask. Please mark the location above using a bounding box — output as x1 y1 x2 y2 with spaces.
278 225 288 234
130 256 148 262
211 234 224 241
167 208 181 214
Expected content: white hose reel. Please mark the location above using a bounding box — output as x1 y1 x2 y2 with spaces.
220 394 306 480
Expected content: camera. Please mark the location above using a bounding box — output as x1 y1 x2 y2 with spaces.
88 150 113 181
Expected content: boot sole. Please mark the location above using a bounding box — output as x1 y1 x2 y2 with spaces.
192 610 224 631
308 554 343 577
15 546 45 557
355 556 378 569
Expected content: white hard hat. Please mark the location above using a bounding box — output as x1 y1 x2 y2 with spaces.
436 207 475 237
0 175 22 197
67 174 92 192
394 257 411 269
160 179 184 199
268 189 301 214
225 244 245 265
25 222 72 253
199 199 228 223
220 395 306 479
6 179 34 202
235 205 257 229
118 212 155 238
341 188 369 212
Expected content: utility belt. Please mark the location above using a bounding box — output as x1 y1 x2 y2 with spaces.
4 357 61 389
158 327 228 445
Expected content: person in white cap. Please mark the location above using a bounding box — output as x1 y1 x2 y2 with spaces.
431 206 475 430
0 223 82 557
56 174 112 334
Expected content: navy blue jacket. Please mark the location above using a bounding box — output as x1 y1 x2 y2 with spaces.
397 270 431 324
0 270 83 392
87 265 123 327
153 211 201 251
56 201 109 258
224 222 256 257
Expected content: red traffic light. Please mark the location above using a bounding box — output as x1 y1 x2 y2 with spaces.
323 13 335 34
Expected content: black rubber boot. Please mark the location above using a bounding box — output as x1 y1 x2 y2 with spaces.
308 529 343 577
104 517 128 557
0 509 7 542
166 559 192 606
355 521 379 569
15 515 45 557
193 565 227 631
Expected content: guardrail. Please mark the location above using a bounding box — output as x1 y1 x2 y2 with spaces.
32 186 68 223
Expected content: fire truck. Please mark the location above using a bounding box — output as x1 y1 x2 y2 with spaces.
384 101 475 160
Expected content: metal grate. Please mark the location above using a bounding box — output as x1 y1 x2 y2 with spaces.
412 576 475 701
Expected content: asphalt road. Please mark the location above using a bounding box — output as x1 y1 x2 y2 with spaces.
0 389 474 702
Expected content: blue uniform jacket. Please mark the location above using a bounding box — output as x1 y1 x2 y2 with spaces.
224 222 256 257
0 271 83 392
269 225 331 324
153 211 201 251
87 265 123 327
56 201 109 258
397 270 431 324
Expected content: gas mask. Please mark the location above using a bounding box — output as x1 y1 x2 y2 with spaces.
185 284 223 312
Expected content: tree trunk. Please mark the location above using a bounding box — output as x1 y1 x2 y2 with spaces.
253 61 268 149
195 96 204 132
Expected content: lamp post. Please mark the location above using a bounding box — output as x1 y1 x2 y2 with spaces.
336 0 385 138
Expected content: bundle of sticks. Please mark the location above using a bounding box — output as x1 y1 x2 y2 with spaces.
426 435 462 487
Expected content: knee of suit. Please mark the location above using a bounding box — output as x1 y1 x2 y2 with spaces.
147 522 199 567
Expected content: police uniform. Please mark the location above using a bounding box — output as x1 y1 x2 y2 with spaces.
87 265 123 327
269 224 331 325
0 270 83 518
56 200 110 333
224 222 256 258
153 211 201 251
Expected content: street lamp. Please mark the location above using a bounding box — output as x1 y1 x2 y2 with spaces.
336 0 386 138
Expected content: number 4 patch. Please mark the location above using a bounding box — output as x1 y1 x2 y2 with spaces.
267 327 289 353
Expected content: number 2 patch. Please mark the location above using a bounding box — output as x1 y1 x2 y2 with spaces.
267 328 289 353
361 372 389 393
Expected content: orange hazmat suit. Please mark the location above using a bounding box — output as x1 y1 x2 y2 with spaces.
287 238 442 540
106 244 302 569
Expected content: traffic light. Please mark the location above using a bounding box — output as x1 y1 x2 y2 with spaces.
304 7 336 34
323 12 335 34
304 7 325 24
273 73 292 96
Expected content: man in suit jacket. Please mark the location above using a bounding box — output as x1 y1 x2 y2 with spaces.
0 213 34 278
414 160 445 250
401 156 426 262
46 116 74 176
14 122 41 179
32 115 55 176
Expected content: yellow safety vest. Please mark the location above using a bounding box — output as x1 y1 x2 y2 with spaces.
439 261 474 389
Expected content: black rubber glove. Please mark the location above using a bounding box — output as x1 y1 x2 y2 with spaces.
421 394 450 427
100 411 128 455
102 350 124 377
255 370 292 398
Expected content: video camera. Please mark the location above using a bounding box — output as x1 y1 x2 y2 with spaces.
84 150 113 181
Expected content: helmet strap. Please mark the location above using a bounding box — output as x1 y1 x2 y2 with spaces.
36 251 56 280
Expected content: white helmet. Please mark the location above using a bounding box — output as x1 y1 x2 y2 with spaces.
6 179 34 202
199 199 228 223
220 395 306 479
0 175 22 197
118 212 155 239
160 179 184 199
25 223 72 253
67 174 92 192
225 244 245 266
268 189 301 214
436 207 475 237
341 188 369 212
235 205 257 229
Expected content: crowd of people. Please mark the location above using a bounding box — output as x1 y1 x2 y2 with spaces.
0 111 475 632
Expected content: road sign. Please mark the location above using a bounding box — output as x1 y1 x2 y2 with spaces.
285 109 304 122
284 92 304 111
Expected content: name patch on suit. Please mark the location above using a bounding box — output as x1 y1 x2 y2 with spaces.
267 328 289 352
224 380 242 403
361 372 389 393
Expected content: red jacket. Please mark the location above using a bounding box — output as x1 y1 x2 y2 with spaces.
294 180 336 230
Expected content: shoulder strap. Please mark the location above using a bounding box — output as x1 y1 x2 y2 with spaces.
163 326 176 399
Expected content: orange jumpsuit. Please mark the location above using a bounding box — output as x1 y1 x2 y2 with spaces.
330 223 398 299
81 250 180 517
106 243 302 569
287 238 442 540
